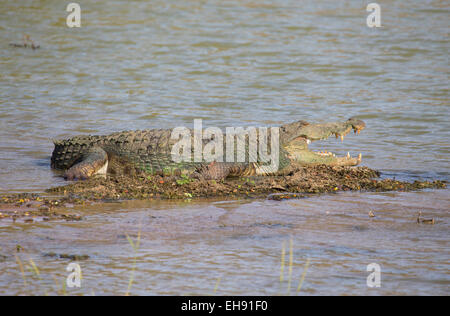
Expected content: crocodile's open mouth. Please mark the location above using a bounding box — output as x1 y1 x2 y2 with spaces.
284 119 365 167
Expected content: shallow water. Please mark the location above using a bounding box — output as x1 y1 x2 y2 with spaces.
1 190 449 295
0 0 449 295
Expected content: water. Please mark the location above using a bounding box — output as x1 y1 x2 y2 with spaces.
0 0 449 295
1 191 449 295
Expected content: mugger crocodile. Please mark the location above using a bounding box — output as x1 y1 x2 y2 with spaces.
51 118 365 181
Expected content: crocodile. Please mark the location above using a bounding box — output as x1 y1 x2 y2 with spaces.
51 118 365 181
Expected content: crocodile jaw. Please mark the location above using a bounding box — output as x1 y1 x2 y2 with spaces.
285 144 362 166
280 118 365 166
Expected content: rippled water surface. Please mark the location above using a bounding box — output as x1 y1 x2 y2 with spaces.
0 0 449 295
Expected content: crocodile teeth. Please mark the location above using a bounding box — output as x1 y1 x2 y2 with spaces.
317 151 333 156
347 152 350 158
340 135 344 142
306 139 311 144
358 153 362 160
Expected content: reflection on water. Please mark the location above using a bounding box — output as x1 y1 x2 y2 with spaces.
0 0 448 295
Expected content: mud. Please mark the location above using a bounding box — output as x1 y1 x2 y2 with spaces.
0 166 446 222
0 194 83 223
47 165 445 199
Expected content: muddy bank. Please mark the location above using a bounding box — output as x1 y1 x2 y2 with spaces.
0 166 445 222
47 165 445 200
0 194 83 223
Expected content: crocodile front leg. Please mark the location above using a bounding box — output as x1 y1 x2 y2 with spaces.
64 147 108 180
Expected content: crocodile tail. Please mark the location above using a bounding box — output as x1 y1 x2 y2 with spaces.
51 139 87 170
